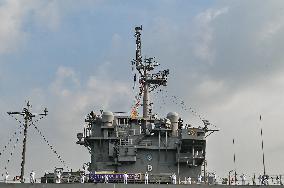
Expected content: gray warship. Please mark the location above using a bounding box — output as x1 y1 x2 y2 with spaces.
75 25 218 184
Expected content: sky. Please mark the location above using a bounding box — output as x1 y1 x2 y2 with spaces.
1 0 284 181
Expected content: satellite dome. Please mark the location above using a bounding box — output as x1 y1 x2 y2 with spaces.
167 112 179 123
102 111 114 123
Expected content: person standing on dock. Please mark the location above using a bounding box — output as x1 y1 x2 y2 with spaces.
258 174 262 185
145 172 149 184
263 175 269 185
123 172 128 184
240 174 246 185
252 173 256 185
30 170 35 183
171 173 177 184
104 175 109 183
214 173 217 184
44 172 48 183
4 172 9 183
187 176 192 184
276 176 280 185
80 172 85 183
197 174 202 184
67 173 71 183
55 169 62 183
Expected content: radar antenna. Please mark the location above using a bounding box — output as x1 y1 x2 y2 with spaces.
7 101 48 183
202 120 219 138
132 25 169 119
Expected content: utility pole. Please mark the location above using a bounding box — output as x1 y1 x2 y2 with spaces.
7 101 47 183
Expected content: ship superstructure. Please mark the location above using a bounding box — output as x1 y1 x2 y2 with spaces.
76 26 217 183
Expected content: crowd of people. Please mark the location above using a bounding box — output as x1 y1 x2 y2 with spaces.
98 172 206 184
2 170 283 185
226 173 283 185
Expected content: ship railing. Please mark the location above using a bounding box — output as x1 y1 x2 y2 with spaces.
176 152 205 165
85 128 92 138
129 129 137 136
133 134 145 145
119 139 133 146
138 140 152 147
93 178 144 184
117 130 127 137
40 174 83 183
194 152 204 159
89 173 174 184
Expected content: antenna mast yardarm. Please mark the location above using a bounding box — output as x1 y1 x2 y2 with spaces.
132 25 169 119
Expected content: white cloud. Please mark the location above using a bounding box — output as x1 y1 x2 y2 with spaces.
34 0 60 31
196 79 225 98
193 7 229 64
0 0 27 53
0 0 61 54
49 65 132 128
50 66 80 97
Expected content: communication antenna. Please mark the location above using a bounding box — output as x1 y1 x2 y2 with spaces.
132 25 169 119
202 120 219 138
7 101 48 183
259 115 266 175
233 138 237 185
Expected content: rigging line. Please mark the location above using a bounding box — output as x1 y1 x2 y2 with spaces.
169 95 209 122
30 122 70 171
0 119 24 159
168 94 218 129
31 122 68 167
1 129 23 177
153 88 166 107
28 116 45 126
8 114 23 125
8 114 25 129
205 131 215 138
0 130 19 159
157 88 168 111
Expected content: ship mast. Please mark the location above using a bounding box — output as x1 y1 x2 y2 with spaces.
133 25 169 119
7 102 48 183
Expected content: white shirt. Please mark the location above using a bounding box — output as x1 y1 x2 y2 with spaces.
198 175 202 182
187 177 191 184
5 174 9 182
30 172 35 178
